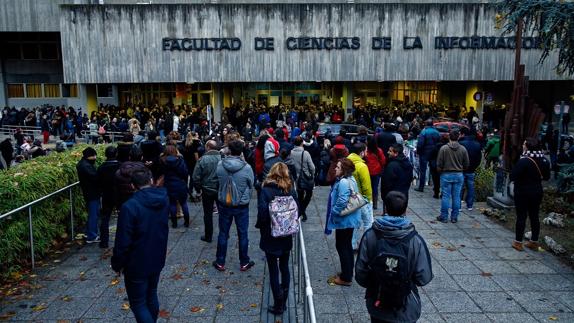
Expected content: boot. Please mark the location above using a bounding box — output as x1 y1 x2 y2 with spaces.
171 217 178 228
524 240 539 250
184 216 190 228
268 294 285 315
511 240 524 251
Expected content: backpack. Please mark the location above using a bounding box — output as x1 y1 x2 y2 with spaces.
369 229 417 310
269 195 300 237
219 165 245 207
98 125 106 135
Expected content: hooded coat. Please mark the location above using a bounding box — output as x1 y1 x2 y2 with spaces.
160 155 189 200
216 156 254 206
381 154 414 199
256 182 297 255
437 142 469 173
347 153 373 201
111 187 169 277
355 216 433 322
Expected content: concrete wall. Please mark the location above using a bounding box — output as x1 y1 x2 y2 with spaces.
60 3 564 84
0 0 62 32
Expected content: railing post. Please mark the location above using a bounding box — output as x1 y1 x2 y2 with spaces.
69 187 74 239
28 206 35 269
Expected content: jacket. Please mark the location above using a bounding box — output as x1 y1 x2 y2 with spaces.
327 176 362 230
256 183 296 256
97 159 120 205
192 150 221 196
381 155 414 198
364 148 386 176
437 142 469 173
416 126 440 158
458 136 482 173
76 159 100 201
290 146 316 183
111 187 169 277
216 156 255 206
355 217 433 322
484 136 501 159
510 154 551 195
115 161 147 206
347 153 373 201
160 156 189 200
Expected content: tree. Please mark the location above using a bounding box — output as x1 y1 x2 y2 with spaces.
497 0 574 76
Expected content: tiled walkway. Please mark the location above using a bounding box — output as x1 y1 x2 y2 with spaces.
1 187 573 322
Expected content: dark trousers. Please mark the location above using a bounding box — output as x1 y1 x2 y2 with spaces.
169 195 189 225
124 273 161 323
370 175 381 209
99 198 115 248
266 251 291 302
418 155 430 190
371 317 391 323
297 189 313 216
335 228 354 282
216 203 250 266
201 193 217 240
430 161 440 196
514 191 543 242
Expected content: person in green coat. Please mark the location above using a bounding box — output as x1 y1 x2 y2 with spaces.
484 130 501 168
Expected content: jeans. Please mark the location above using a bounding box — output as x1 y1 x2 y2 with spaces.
124 273 161 323
99 198 114 248
201 193 217 240
296 189 313 216
370 175 381 208
169 195 189 225
514 191 543 242
335 228 354 282
352 202 373 249
439 172 464 221
463 173 475 209
86 199 100 240
418 155 430 190
216 204 250 266
266 251 290 302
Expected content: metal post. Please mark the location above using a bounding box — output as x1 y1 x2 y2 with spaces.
558 101 565 158
69 187 75 239
28 206 35 269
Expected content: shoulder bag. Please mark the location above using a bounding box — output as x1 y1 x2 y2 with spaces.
297 151 315 190
340 178 368 216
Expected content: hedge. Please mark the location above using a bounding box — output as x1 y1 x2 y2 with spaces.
474 163 495 202
0 144 106 273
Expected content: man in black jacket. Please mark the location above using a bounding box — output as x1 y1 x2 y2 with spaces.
381 143 414 209
97 146 120 248
459 127 482 211
112 168 169 323
76 147 100 243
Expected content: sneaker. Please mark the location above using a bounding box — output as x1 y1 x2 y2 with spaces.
436 216 448 223
86 236 100 244
467 207 473 211
212 261 225 272
240 261 255 272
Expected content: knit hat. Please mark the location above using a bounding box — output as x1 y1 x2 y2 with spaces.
82 147 97 158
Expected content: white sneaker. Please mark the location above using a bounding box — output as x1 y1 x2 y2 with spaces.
467 208 473 211
86 236 100 244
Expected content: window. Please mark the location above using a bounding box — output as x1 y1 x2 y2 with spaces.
5 43 21 59
7 84 24 98
97 84 113 97
62 84 78 97
44 84 60 97
40 43 59 59
26 84 42 97
21 44 40 59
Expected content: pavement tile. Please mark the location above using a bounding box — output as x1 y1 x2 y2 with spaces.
478 237 512 248
467 291 524 313
441 313 490 322
506 291 572 313
82 299 130 320
426 291 481 313
459 247 501 261
548 291 574 311
451 275 502 292
492 248 536 261
218 294 262 316
531 312 574 322
472 260 520 274
490 274 538 291
313 293 350 314
429 248 466 261
531 274 574 291
507 260 557 274
171 294 220 317
215 315 260 323
439 260 482 275
418 313 447 322
486 312 539 323
445 238 484 249
422 273 462 292
31 296 94 320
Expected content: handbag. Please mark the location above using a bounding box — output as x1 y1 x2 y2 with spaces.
297 151 315 191
340 178 368 216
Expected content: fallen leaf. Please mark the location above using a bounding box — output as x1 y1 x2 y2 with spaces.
548 316 558 321
446 246 457 252
480 272 493 277
431 241 443 248
171 273 183 280
215 303 224 311
121 303 130 311
472 222 481 229
116 288 125 294
61 295 73 302
110 278 120 286
31 304 48 312
190 306 205 313
250 303 258 308
158 309 170 318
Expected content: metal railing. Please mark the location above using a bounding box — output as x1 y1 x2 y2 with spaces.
0 125 42 139
0 182 79 269
293 219 317 323
80 130 126 143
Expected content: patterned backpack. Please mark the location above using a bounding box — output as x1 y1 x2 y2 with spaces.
269 195 300 237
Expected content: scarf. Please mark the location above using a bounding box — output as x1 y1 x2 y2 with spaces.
380 215 412 229
521 150 544 158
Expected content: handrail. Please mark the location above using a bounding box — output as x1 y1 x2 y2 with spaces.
0 182 80 269
294 219 317 323
80 130 126 143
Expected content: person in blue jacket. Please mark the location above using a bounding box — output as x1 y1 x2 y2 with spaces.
415 120 440 194
111 168 170 323
325 158 362 286
159 144 190 228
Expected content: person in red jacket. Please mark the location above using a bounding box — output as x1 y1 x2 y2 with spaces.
326 136 350 185
364 136 386 210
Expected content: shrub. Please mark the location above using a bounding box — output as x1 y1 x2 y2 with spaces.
474 165 495 202
0 144 106 273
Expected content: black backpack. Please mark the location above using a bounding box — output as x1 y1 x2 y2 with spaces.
369 229 417 310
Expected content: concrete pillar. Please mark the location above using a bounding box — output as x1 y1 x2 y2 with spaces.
212 83 223 122
342 82 354 121
85 84 98 116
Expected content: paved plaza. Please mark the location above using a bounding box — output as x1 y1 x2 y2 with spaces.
1 187 574 322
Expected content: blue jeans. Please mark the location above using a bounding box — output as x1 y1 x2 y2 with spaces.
439 173 464 221
463 173 475 209
418 155 429 190
216 204 250 266
124 273 161 323
86 199 100 240
370 175 381 206
352 202 373 249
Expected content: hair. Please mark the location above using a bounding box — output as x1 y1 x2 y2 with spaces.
130 167 153 189
256 134 270 150
460 126 470 136
228 140 244 156
358 126 368 135
263 162 293 193
338 158 355 178
366 136 378 153
384 191 408 216
524 137 539 151
350 142 366 155
449 130 460 141
334 136 345 145
293 136 304 146
129 146 143 162
425 119 433 127
162 144 179 159
105 145 118 159
205 140 218 150
185 131 196 147
147 130 158 141
390 143 404 155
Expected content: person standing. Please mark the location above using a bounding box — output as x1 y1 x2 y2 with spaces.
484 130 501 168
256 162 297 315
159 145 190 228
193 140 221 242
325 158 362 286
347 143 373 250
97 146 120 249
436 130 469 223
381 143 414 205
364 136 386 210
111 168 169 323
291 136 315 222
355 191 433 323
414 120 440 193
510 138 550 251
76 147 101 243
213 140 256 272
458 127 482 211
